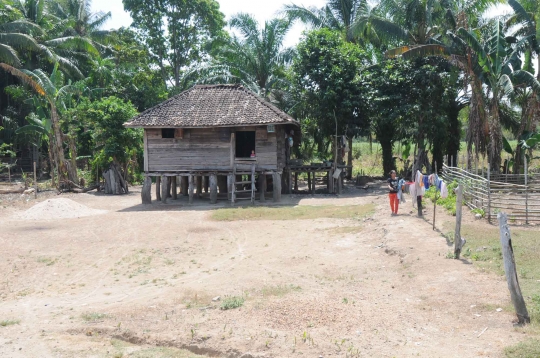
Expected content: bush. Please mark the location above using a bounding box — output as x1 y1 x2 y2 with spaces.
220 296 244 310
424 180 458 216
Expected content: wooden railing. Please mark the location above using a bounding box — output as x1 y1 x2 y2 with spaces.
441 164 540 224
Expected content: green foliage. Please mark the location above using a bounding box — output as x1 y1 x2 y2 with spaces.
471 208 485 218
72 96 140 171
123 0 226 88
293 29 371 159
424 180 458 216
0 142 17 172
359 57 456 174
220 296 244 310
196 13 292 102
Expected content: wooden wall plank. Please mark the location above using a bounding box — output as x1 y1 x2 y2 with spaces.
145 125 284 172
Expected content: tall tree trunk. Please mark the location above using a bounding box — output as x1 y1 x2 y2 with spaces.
347 136 353 180
64 131 79 184
47 135 56 187
431 137 444 173
446 100 461 167
379 136 394 176
489 99 503 173
50 105 68 185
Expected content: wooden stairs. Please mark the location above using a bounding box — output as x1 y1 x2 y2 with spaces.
231 163 256 205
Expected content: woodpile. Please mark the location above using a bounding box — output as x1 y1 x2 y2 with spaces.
103 162 129 195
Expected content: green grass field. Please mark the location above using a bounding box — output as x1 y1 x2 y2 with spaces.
349 140 540 177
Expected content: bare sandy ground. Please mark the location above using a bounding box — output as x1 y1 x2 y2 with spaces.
0 183 533 357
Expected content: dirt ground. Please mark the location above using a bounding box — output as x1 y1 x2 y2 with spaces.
0 181 535 357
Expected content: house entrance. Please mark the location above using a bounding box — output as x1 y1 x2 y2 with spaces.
235 131 256 158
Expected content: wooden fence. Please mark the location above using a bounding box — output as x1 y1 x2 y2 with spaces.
441 164 540 224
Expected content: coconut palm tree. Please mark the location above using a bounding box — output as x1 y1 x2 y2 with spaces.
11 0 99 78
46 0 112 54
283 0 401 46
0 63 82 185
0 19 42 67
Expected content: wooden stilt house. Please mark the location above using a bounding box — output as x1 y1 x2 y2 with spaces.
124 84 299 204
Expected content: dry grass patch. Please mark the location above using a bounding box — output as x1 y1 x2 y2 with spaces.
260 284 301 298
81 312 108 322
181 289 211 309
109 339 208 358
443 222 540 310
186 226 217 234
0 319 20 327
212 204 374 221
327 226 363 235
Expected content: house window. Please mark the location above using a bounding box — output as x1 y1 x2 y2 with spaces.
162 128 175 138
235 131 256 158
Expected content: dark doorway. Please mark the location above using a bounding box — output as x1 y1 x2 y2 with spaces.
235 131 255 158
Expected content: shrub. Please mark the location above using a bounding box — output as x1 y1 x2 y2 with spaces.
220 296 244 310
424 180 459 216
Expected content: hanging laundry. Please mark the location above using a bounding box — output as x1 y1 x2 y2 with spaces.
423 175 430 190
440 182 449 198
415 170 425 196
397 178 406 203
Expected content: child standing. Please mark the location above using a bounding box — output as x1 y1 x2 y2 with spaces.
387 170 400 215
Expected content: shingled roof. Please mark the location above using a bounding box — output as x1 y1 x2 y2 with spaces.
124 84 298 128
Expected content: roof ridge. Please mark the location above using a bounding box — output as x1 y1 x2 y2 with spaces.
124 84 298 128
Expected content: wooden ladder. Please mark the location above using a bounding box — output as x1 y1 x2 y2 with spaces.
231 163 256 205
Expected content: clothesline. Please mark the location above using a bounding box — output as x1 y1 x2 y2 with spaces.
403 171 449 207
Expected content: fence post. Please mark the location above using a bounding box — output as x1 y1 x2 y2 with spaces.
498 212 530 324
433 161 438 231
487 163 491 224
454 184 463 258
525 156 528 225
33 161 37 199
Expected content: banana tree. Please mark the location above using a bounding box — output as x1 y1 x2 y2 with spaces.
456 20 540 172
502 132 540 173
0 63 80 186
16 108 56 185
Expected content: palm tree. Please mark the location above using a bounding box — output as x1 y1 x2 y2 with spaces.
15 109 56 185
47 0 112 54
283 0 400 46
199 13 293 101
11 0 99 79
0 63 81 185
283 0 358 31
0 20 42 67
380 0 508 170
